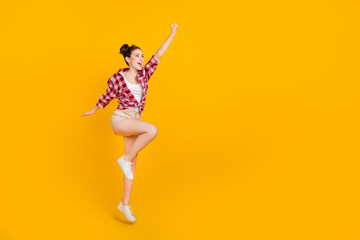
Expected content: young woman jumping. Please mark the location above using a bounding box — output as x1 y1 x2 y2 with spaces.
82 23 178 222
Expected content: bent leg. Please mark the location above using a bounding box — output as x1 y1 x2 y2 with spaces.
113 119 158 162
113 118 156 137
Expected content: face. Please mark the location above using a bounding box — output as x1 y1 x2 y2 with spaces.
126 49 144 70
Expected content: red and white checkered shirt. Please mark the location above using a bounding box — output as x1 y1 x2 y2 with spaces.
96 54 160 113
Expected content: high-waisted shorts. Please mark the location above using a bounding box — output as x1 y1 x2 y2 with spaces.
110 108 142 133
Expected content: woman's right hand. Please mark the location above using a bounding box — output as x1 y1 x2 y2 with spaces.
81 111 95 117
81 106 99 116
82 105 100 116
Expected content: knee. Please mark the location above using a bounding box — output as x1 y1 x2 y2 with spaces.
148 125 158 137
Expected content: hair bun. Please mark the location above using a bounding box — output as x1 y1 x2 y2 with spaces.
119 44 129 56
119 44 141 67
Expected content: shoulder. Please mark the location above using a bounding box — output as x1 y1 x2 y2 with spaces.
111 68 126 81
107 73 123 91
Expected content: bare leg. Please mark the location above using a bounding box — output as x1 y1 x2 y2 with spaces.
113 118 158 163
114 118 158 205
122 135 138 206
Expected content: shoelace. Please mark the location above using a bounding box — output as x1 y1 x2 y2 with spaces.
123 205 134 216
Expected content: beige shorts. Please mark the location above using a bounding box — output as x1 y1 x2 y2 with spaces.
110 108 142 133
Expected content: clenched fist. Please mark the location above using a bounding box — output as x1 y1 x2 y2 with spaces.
171 23 178 36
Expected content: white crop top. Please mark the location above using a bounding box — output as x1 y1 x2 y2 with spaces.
120 72 143 112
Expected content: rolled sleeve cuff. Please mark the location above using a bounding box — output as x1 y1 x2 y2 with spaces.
151 54 160 64
96 102 104 108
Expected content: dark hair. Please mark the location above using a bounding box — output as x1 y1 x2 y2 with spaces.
119 44 142 66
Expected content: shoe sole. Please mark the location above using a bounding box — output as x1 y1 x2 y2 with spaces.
117 203 136 222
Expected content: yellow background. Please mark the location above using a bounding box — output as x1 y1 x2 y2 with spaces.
1 0 359 239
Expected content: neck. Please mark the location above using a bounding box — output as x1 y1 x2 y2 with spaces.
125 67 138 78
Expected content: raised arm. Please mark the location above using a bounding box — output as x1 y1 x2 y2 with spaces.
153 23 178 61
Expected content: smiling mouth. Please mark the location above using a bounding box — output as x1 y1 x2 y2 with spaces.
137 63 142 67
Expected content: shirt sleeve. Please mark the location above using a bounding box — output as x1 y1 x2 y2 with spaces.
144 54 160 80
96 75 119 108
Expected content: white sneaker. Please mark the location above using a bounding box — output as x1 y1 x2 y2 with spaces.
118 200 136 222
117 155 134 180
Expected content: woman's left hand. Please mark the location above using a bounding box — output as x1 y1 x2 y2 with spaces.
171 23 178 36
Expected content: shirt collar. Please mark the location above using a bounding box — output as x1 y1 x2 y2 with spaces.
117 67 145 76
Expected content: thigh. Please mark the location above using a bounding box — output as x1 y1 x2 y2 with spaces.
111 109 154 137
113 118 157 137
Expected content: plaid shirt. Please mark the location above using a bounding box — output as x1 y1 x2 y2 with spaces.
96 54 160 113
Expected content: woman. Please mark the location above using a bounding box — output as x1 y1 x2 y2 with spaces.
82 23 178 222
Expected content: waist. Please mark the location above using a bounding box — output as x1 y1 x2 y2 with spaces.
127 105 142 111
115 108 142 115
